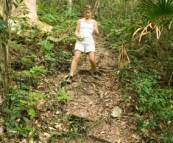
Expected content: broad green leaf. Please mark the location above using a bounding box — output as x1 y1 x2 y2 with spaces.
28 108 36 119
0 21 8 29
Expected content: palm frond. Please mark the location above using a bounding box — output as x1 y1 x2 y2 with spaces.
132 22 162 42
140 0 173 20
169 20 172 29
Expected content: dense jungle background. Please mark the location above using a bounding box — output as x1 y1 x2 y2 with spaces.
0 0 173 142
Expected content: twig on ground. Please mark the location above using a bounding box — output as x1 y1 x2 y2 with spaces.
88 117 108 130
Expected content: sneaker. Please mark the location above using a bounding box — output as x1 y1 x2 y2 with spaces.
89 69 99 78
93 71 99 78
64 75 73 84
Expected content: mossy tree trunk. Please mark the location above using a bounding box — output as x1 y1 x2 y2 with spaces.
68 0 72 12
0 38 8 96
0 0 11 96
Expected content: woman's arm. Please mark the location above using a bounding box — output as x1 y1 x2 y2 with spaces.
75 19 82 40
94 20 99 35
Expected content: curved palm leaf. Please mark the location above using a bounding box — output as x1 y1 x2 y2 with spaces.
140 0 173 20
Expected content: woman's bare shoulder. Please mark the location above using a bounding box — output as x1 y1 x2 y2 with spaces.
78 18 85 22
92 19 97 25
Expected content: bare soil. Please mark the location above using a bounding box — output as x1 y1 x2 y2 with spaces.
0 38 141 143
54 39 141 143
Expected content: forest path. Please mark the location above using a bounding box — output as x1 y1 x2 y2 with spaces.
0 38 141 143
58 37 140 143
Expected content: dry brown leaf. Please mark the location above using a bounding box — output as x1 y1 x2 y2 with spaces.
169 20 172 29
132 22 163 42
132 27 143 38
131 134 140 139
139 31 151 42
118 138 121 143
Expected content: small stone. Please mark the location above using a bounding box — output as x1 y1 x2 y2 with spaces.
111 106 122 118
56 110 60 115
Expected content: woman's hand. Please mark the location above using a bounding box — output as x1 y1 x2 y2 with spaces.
77 32 84 41
76 34 82 40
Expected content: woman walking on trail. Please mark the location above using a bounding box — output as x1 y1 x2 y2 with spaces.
65 5 99 84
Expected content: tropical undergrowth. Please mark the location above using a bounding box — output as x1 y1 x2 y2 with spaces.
0 0 78 141
0 0 173 142
113 0 173 142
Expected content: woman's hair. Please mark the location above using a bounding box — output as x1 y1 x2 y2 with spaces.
84 5 92 11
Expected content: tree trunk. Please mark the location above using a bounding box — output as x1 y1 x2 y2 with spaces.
11 0 53 32
11 0 38 19
68 0 72 14
0 0 3 18
0 0 10 96
0 0 53 32
0 41 8 96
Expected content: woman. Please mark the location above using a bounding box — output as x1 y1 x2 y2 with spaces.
65 5 99 84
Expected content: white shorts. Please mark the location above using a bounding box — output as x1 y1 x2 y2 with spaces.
74 41 95 53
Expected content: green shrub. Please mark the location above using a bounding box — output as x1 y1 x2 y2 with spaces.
124 71 173 141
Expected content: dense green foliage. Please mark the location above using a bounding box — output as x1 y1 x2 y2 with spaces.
0 0 172 142
121 70 173 142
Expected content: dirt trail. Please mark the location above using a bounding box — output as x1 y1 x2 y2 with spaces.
58 39 140 143
0 37 141 143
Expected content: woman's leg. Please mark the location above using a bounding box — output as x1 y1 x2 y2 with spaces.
69 50 82 76
88 52 97 72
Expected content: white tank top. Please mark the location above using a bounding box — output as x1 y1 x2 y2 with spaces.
79 21 94 44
